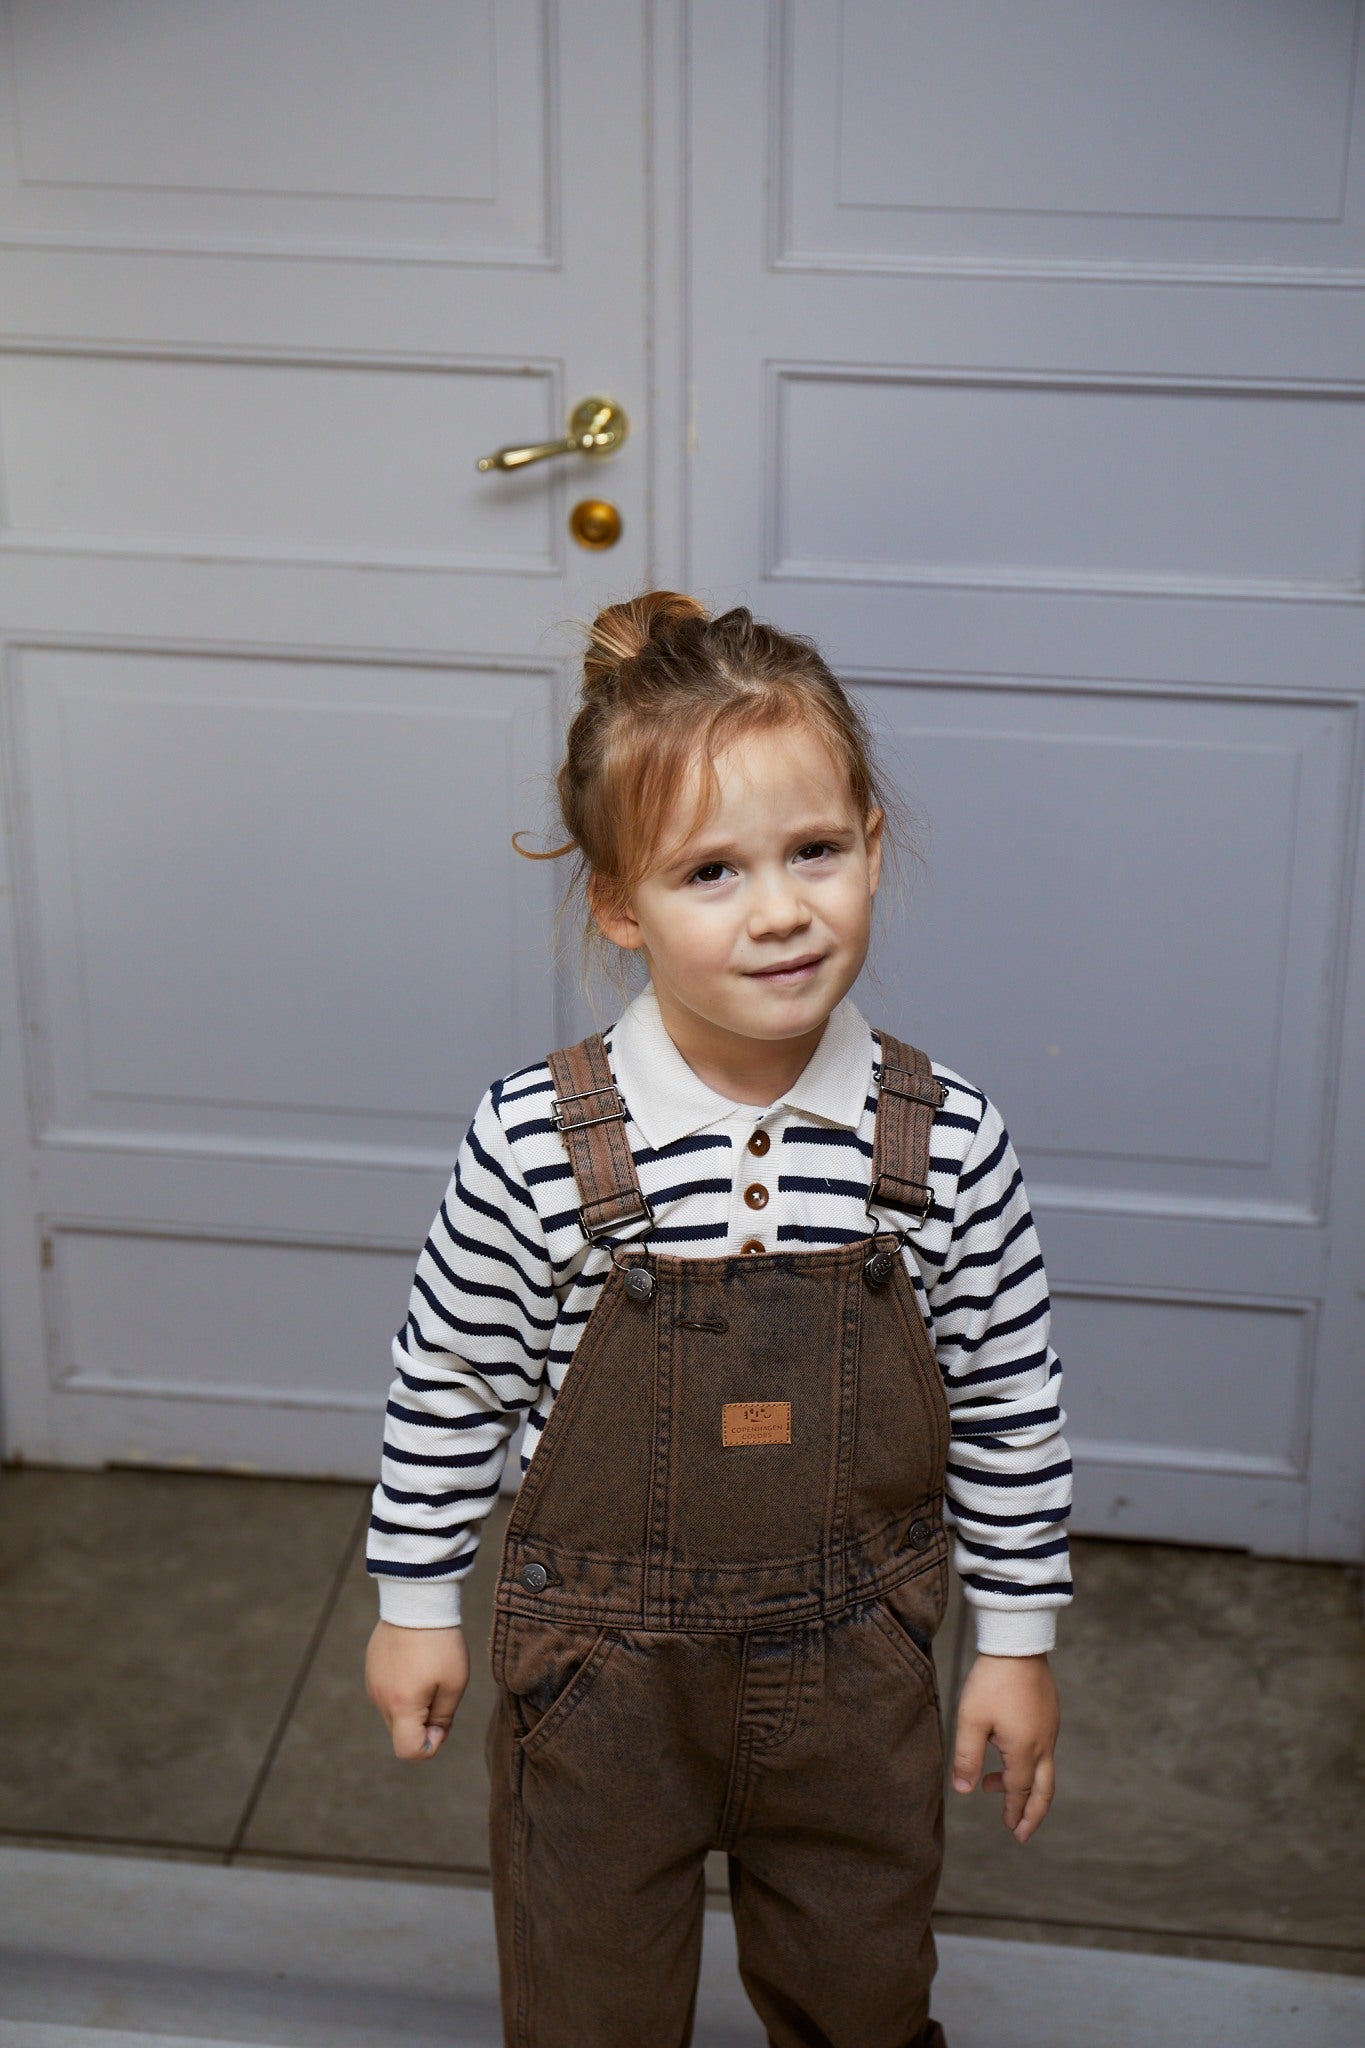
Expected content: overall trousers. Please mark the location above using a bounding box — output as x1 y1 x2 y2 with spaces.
487 1033 953 2048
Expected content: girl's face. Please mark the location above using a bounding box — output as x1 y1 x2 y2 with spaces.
597 721 883 1089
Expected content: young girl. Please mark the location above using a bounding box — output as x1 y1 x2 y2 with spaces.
365 593 1071 2048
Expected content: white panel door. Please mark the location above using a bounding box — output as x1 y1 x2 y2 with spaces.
0 0 650 1474
685 0 1365 1562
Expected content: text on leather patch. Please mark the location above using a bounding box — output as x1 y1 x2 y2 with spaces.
722 1400 791 1447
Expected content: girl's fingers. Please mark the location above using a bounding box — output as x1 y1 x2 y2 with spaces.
391 1706 435 1761
1006 1756 1056 1843
998 1748 1043 1832
951 1721 988 1794
423 1693 459 1758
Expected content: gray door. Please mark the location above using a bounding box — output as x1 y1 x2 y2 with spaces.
685 0 1365 1563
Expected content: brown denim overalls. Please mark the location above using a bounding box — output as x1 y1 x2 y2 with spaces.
486 1033 952 2048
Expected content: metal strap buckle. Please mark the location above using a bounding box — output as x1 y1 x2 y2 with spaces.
577 1191 656 1244
866 1172 933 1227
874 1063 948 1111
550 1082 627 1134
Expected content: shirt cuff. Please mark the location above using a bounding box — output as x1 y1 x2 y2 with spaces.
973 1605 1057 1657
375 1577 464 1629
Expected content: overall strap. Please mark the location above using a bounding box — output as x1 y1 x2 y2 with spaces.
870 1032 948 1227
547 1034 653 1243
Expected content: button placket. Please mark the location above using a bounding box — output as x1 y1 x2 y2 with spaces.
728 1115 775 1253
741 1138 772 1241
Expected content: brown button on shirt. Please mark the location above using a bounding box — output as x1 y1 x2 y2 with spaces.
744 1184 769 1210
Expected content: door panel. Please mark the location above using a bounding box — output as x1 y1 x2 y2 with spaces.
13 647 555 1165
1 0 547 260
781 0 1365 275
688 0 1365 1561
859 682 1350 1219
0 353 565 570
773 370 1365 596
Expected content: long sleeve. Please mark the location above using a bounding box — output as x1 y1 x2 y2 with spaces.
927 1095 1074 1656
366 1080 559 1628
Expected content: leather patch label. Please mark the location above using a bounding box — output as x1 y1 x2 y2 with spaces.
722 1400 791 1447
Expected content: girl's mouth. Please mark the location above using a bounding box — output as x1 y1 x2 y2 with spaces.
746 954 824 984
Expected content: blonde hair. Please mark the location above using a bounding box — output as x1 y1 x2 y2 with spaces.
520 590 911 966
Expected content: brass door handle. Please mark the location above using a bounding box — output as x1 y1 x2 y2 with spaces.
476 396 628 473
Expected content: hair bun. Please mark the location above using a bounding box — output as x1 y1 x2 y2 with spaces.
583 590 709 691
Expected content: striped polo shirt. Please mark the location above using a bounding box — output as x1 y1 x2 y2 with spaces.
368 990 1073 1656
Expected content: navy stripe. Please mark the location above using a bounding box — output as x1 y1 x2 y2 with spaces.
950 1403 1061 1438
453 1164 546 1264
941 1345 1052 1390
439 1203 557 1298
958 1126 1009 1194
932 1251 1045 1317
382 1482 499 1506
962 1573 1075 1599
953 1502 1071 1528
950 1171 1024 1239
383 1434 528 1468
370 1500 497 1536
394 1373 505 1411
409 1280 547 1365
947 1456 1073 1489
653 1131 733 1161
948 1297 1050 1359
781 1125 873 1156
954 1533 1071 1563
778 1222 869 1246
523 1158 576 1189
367 1553 479 1580
779 1174 872 1200
466 1124 537 1213
420 1242 558 1331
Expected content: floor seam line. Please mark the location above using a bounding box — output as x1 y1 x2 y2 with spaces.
224 1496 370 1862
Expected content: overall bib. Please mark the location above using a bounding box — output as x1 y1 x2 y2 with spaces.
487 1033 952 2048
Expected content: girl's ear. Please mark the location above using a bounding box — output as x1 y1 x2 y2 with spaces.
587 874 644 952
864 806 884 898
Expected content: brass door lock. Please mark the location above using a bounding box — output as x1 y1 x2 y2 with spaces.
569 498 622 550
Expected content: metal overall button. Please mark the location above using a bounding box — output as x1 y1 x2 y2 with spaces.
521 1561 549 1593
864 1246 898 1288
609 1242 655 1303
909 1520 934 1551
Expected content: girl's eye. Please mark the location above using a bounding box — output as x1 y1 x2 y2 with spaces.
794 841 834 862
687 862 731 886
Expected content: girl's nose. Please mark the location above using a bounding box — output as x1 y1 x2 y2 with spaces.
748 872 812 939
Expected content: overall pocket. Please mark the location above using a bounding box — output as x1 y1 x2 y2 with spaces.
871 1545 948 1697
494 1612 621 1759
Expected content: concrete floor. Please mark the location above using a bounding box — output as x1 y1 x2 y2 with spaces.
5 1848 1365 2048
0 1465 1361 2011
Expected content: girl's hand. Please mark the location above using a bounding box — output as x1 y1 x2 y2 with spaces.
365 1619 469 1762
951 1651 1059 1844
